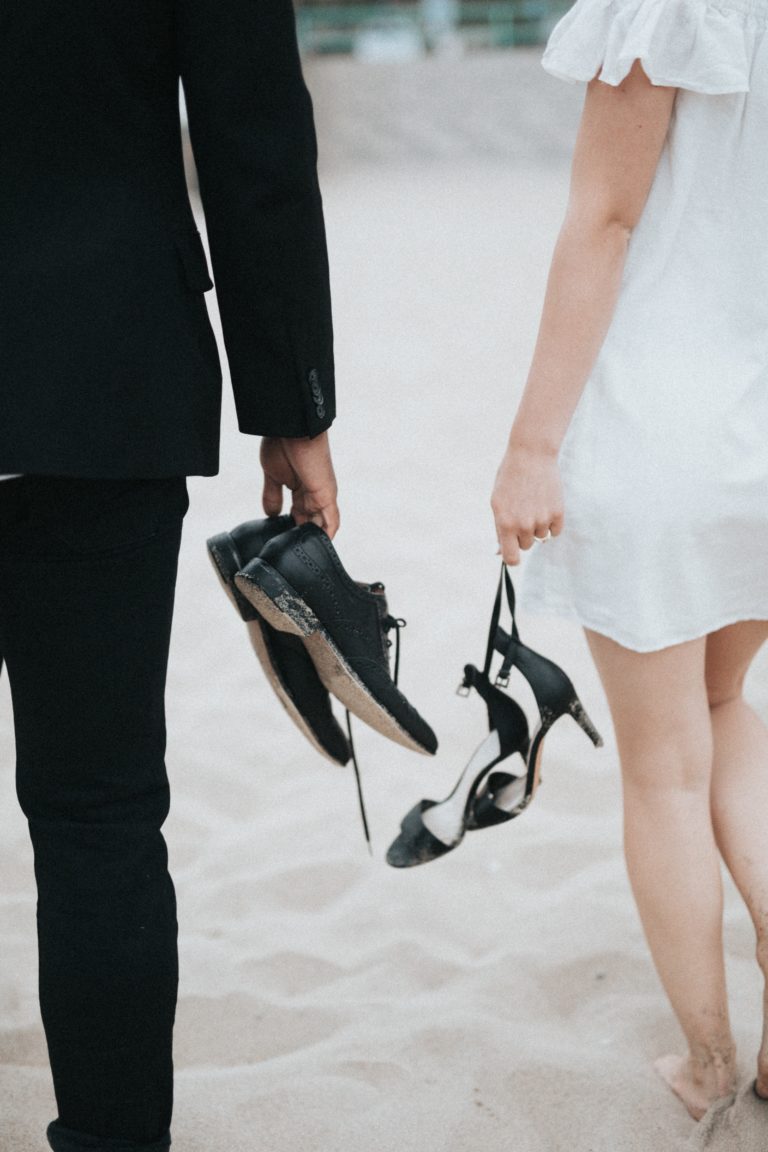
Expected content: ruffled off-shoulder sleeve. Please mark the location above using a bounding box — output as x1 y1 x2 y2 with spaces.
542 0 753 94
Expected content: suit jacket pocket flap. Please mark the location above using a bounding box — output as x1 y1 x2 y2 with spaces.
174 228 214 292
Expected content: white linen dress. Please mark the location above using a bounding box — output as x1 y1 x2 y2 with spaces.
518 0 768 652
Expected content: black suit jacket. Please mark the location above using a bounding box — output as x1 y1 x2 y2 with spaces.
0 1 335 478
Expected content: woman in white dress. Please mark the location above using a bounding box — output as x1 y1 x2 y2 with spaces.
492 0 768 1121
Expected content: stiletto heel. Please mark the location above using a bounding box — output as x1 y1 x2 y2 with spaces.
386 665 529 868
470 565 603 827
570 699 603 747
388 565 604 861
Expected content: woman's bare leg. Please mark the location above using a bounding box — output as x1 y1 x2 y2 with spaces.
705 620 768 1100
585 629 737 1119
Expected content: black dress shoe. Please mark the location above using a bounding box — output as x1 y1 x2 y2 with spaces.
234 523 438 756
206 517 351 766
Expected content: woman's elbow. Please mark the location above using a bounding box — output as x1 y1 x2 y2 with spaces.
563 201 637 247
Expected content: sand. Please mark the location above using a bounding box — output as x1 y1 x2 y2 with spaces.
2 48 768 1152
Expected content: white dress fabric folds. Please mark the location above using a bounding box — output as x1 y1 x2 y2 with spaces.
542 0 755 92
519 0 768 652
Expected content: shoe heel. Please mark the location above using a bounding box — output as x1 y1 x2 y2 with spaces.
235 559 321 639
569 699 604 748
206 533 260 622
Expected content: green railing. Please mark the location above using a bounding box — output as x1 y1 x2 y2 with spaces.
296 1 570 54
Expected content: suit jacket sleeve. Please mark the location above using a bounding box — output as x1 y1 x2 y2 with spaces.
176 0 335 439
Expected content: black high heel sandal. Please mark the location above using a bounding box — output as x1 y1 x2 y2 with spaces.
470 565 603 829
387 564 603 867
386 663 530 868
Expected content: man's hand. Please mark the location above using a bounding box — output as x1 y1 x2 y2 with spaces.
261 432 340 538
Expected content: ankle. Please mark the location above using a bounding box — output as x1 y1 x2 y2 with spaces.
757 1040 768 1088
756 935 768 981
689 1041 738 1088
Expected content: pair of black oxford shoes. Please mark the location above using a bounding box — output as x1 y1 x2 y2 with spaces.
206 518 438 776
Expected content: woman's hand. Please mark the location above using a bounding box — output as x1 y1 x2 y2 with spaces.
491 442 564 566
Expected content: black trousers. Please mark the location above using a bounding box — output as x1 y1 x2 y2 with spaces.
0 476 189 1152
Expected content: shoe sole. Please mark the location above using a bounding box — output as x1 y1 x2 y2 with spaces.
234 561 432 756
206 539 348 767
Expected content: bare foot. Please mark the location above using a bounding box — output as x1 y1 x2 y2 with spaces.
654 1052 738 1121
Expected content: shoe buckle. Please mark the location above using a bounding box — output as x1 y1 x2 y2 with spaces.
495 672 510 689
456 682 470 698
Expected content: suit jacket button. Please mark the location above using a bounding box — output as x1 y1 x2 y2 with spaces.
308 369 324 404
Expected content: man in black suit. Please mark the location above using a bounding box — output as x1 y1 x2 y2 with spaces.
0 3 338 1149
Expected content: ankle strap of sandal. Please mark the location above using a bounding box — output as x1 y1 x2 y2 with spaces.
484 563 520 688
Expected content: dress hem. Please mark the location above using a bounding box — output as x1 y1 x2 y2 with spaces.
519 598 768 653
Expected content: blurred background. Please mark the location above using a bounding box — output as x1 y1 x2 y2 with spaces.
183 0 578 175
293 0 568 57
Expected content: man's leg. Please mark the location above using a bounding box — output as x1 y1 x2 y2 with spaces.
0 476 188 1151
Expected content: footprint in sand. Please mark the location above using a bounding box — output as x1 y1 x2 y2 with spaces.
688 1081 768 1151
532 952 653 1019
257 860 366 912
238 950 345 997
173 994 344 1068
0 1025 48 1067
188 859 365 922
334 1059 409 1089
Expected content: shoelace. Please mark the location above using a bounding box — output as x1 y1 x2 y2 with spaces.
347 614 406 856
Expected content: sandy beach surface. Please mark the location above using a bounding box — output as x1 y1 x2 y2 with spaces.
3 49 768 1152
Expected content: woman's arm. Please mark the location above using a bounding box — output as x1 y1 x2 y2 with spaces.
492 62 677 564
